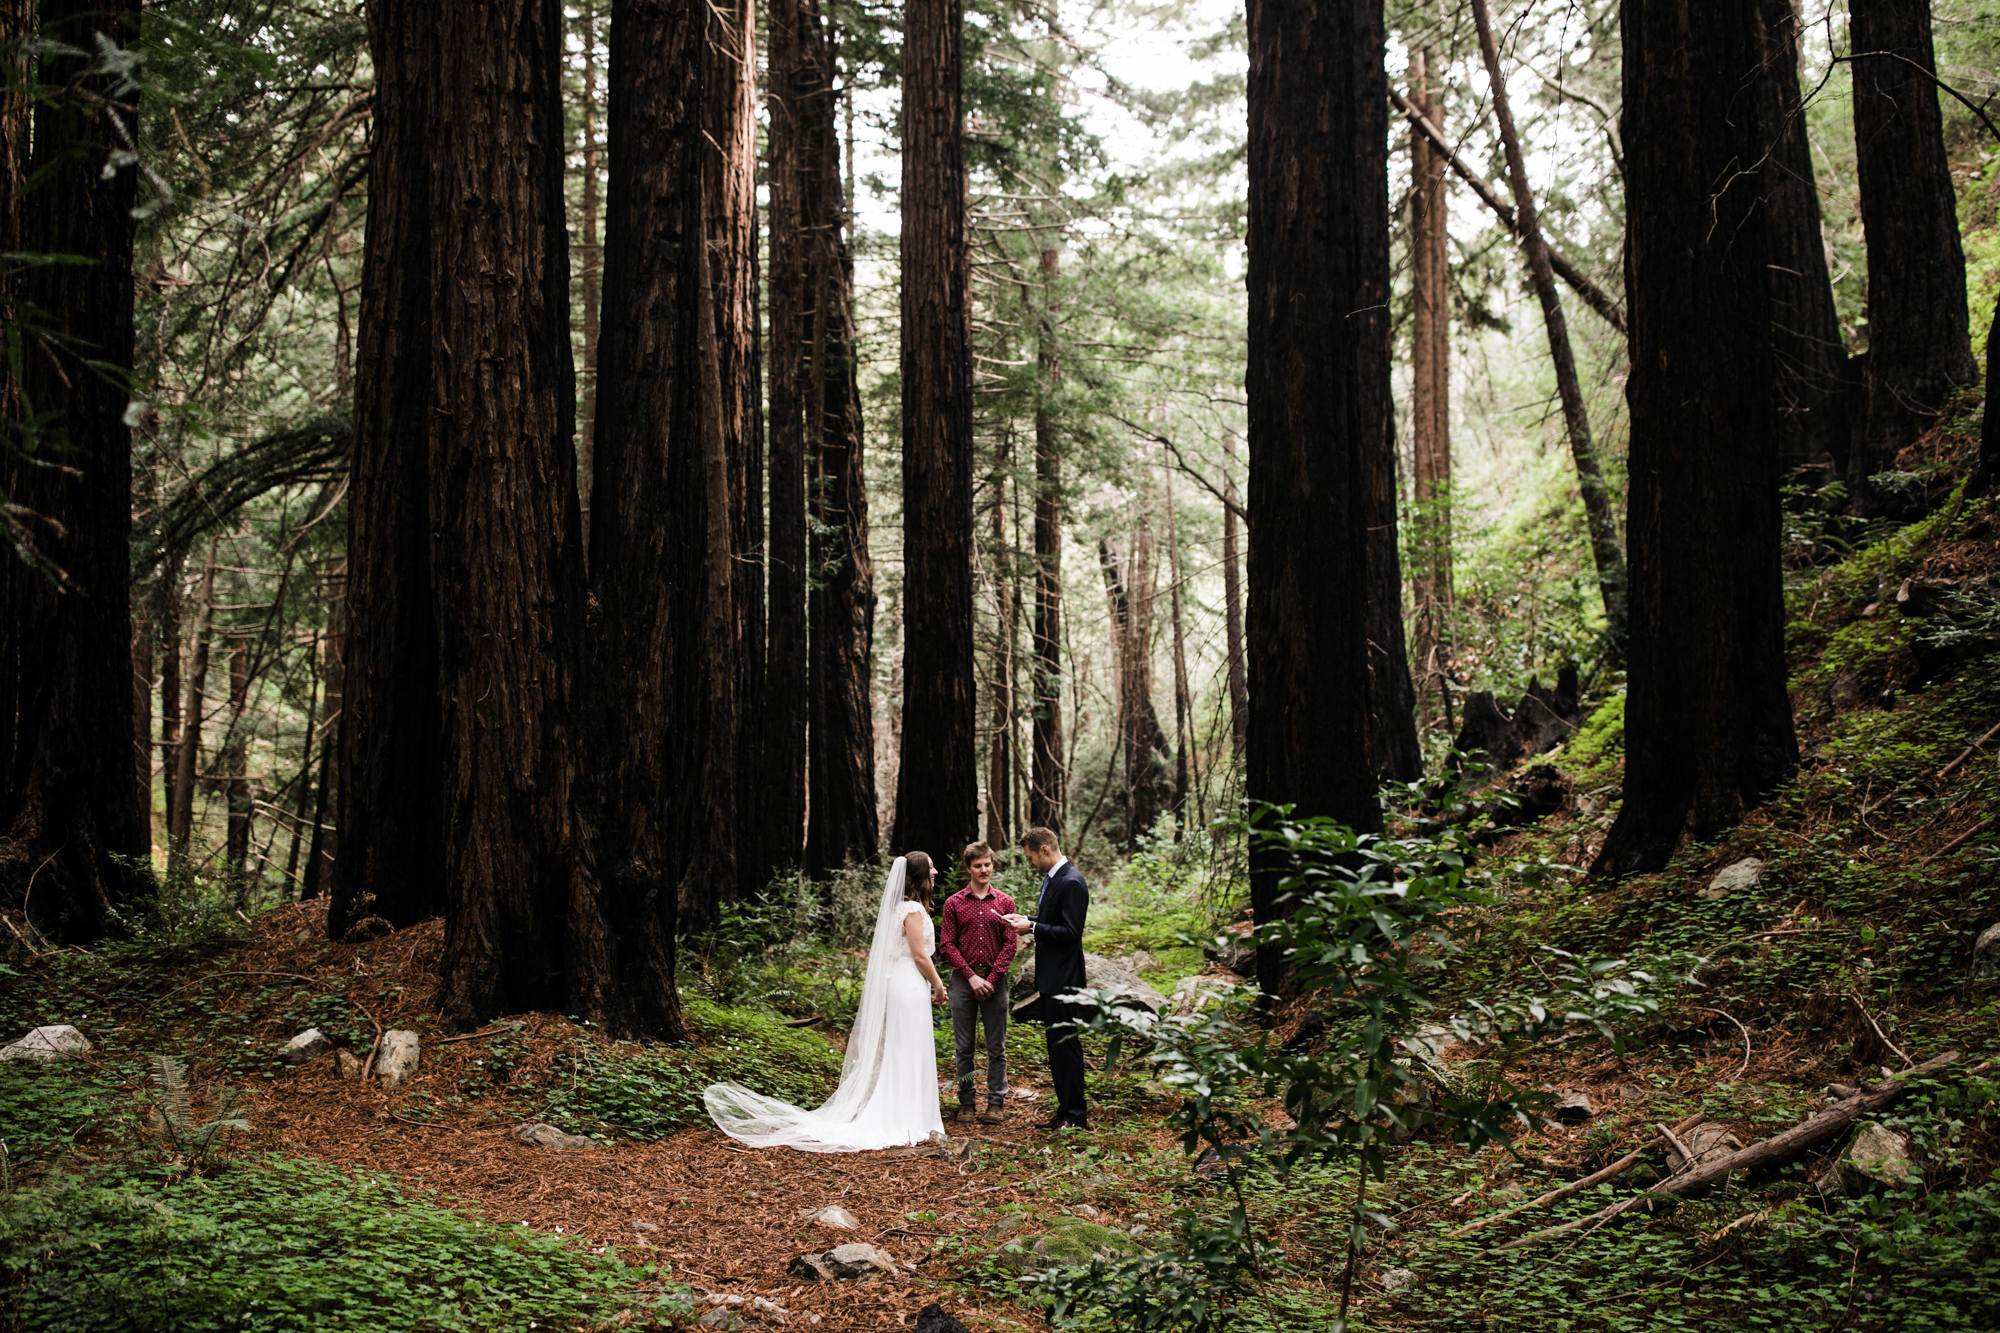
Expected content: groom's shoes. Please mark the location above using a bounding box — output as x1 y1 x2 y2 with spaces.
1033 1115 1088 1131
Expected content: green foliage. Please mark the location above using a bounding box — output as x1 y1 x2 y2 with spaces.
0 1155 682 1332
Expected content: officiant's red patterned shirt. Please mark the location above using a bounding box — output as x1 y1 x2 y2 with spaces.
940 887 1018 980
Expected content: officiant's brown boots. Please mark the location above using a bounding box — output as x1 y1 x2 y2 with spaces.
978 1105 1007 1125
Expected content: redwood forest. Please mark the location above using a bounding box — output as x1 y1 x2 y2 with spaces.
3 0 2000 1328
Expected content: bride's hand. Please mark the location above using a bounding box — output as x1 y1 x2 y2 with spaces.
931 981 948 1005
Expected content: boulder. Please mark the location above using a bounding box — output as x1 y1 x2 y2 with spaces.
511 1122 597 1150
1972 922 2000 980
992 1216 1146 1274
0 1024 91 1063
335 1049 368 1080
808 1205 859 1230
823 1242 898 1278
374 1030 420 1089
282 1028 332 1066
1829 1122 1917 1194
1171 974 1238 1017
1700 857 1764 901
1013 951 1167 1014
915 1305 972 1333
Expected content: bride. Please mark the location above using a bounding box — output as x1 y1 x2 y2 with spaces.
704 853 949 1152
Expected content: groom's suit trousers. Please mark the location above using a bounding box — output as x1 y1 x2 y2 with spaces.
1043 994 1088 1122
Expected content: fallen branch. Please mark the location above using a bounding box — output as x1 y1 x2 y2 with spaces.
1848 992 1914 1069
433 1022 525 1045
1492 1051 1963 1252
1700 1007 1754 1079
1654 1120 1697 1175
145 971 315 1010
1920 816 1994 865
782 1015 825 1028
387 1111 462 1133
1938 721 2000 779
1448 1113 1704 1237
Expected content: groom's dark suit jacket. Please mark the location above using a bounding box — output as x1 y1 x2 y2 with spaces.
1030 859 1089 997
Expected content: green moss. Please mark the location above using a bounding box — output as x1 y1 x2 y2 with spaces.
1550 690 1624 788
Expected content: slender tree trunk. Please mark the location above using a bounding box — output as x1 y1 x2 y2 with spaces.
803 0 877 876
1471 0 1626 649
158 560 183 851
765 0 810 875
1164 470 1193 826
894 0 979 868
132 610 153 837
335 0 442 936
1246 0 1391 997
1100 533 1171 845
984 442 1016 847
283 630 319 890
1754 0 1848 481
224 642 252 874
0 0 148 941
1029 247 1066 833
428 0 602 1029
1849 0 1977 504
578 0 602 543
1221 432 1246 774
704 0 765 899
170 543 217 856
1595 0 1797 877
303 562 344 900
1408 47 1454 732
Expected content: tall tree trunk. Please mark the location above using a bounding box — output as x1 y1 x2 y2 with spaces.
893 0 979 869
132 609 153 837
158 561 183 845
765 0 810 875
169 543 217 857
1849 0 1977 504
983 443 1016 847
224 642 252 874
1029 247 1066 833
335 0 443 937
1755 0 1849 481
1100 534 1171 845
428 0 602 1029
705 0 765 899
1221 431 1246 775
578 0 602 543
1471 0 1627 650
1407 47 1454 732
803 0 876 876
1164 470 1193 825
1594 0 1797 877
302 561 344 900
0 0 25 817
0 0 148 941
282 629 320 890
1246 0 1391 997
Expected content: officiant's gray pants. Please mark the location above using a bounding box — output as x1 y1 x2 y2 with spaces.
949 973 1010 1107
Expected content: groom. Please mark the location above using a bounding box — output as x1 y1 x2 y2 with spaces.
1004 827 1089 1131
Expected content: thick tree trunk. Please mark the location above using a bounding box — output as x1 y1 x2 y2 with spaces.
1849 0 1978 502
1754 0 1849 480
1594 0 1797 877
1100 534 1171 846
1221 432 1247 774
1029 248 1066 833
335 0 443 936
169 544 217 856
224 642 252 874
704 0 765 900
0 0 148 942
1983 298 2000 488
1407 48 1454 732
803 0 876 876
893 0 979 868
578 0 602 542
0 0 24 807
428 0 601 1028
765 0 810 875
1471 0 1627 650
1246 0 1391 996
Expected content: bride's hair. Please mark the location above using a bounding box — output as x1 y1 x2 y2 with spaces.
902 851 935 908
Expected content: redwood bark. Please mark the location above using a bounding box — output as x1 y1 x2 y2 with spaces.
1029 248 1066 832
1594 0 1797 877
578 0 603 541
0 0 148 942
428 0 601 1027
302 561 344 900
893 0 979 868
1246 0 1390 996
1100 534 1171 846
132 611 152 835
1408 48 1454 730
158 560 183 849
169 544 217 855
334 0 442 936
802 0 876 876
1221 432 1246 774
1472 0 1626 649
224 642 252 874
983 443 1017 846
1164 474 1193 823
1849 0 1977 499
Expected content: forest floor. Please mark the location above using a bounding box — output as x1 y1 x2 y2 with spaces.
5 429 2000 1332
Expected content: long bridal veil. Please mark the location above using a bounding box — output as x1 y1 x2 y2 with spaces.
704 856 941 1152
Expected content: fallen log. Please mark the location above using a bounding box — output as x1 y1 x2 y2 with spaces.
1491 1051 1964 1252
1449 1113 1705 1238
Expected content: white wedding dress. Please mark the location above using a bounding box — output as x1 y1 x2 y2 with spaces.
704 857 947 1152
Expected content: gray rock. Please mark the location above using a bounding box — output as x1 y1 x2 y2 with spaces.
1830 1122 1917 1194
697 1309 741 1331
1073 1204 1100 1220
282 1028 332 1065
809 1205 859 1230
1701 857 1764 901
0 1024 91 1063
374 1030 420 1089
632 1220 661 1233
1552 1091 1594 1125
1380 1268 1419 1293
984 1211 1031 1240
1617 1083 1648 1103
335 1049 368 1080
1171 974 1238 1016
511 1122 597 1149
1972 922 2000 980
823 1242 898 1278
1015 951 1168 1013
786 1253 836 1282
